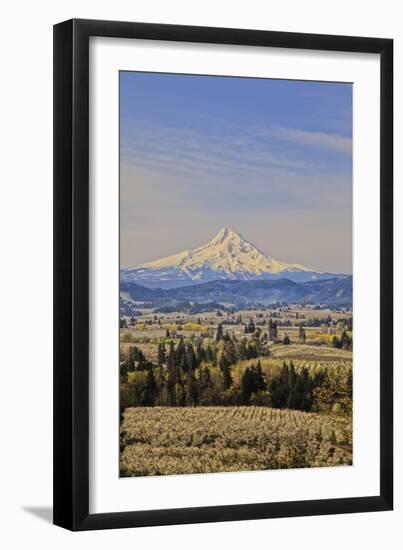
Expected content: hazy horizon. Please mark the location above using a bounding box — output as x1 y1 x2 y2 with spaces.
120 72 352 274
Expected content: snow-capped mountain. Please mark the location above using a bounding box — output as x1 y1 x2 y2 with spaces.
121 227 341 289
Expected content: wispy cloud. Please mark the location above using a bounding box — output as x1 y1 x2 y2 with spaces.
273 126 352 154
121 118 351 186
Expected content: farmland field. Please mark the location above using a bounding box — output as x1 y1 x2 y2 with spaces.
120 406 352 476
119 303 353 476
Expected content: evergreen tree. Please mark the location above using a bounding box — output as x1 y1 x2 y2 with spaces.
167 341 175 365
205 345 214 364
196 341 205 365
299 367 313 411
186 343 198 371
246 342 258 359
286 362 299 409
339 330 352 350
247 318 256 334
332 335 341 348
223 338 237 365
199 366 212 391
216 323 224 342
143 368 157 406
198 366 214 405
221 363 233 390
219 352 230 371
239 338 248 360
252 330 262 356
120 361 128 382
253 360 266 392
157 342 166 367
176 338 186 363
166 341 177 405
270 362 289 408
127 345 148 370
177 383 186 407
186 370 198 405
127 353 135 372
155 366 166 405
180 353 189 373
268 319 278 340
240 367 254 404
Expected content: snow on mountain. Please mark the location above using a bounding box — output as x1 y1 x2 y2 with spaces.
121 227 336 289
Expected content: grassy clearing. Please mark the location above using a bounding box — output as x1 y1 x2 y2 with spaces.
270 343 352 360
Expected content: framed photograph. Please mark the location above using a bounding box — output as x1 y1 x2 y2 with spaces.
53 19 393 530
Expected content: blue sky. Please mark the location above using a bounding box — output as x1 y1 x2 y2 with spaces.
120 71 352 273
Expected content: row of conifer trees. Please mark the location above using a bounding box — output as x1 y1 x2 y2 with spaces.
120 336 348 411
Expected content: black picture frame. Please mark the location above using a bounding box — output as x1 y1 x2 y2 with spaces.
53 18 393 531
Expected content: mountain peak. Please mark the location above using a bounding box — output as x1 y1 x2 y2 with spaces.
121 228 326 288
217 227 240 238
209 227 244 245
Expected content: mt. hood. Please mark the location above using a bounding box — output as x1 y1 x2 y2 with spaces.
121 227 342 289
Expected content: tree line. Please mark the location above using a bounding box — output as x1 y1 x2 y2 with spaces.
120 336 351 414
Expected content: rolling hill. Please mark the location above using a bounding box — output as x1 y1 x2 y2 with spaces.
120 276 352 315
